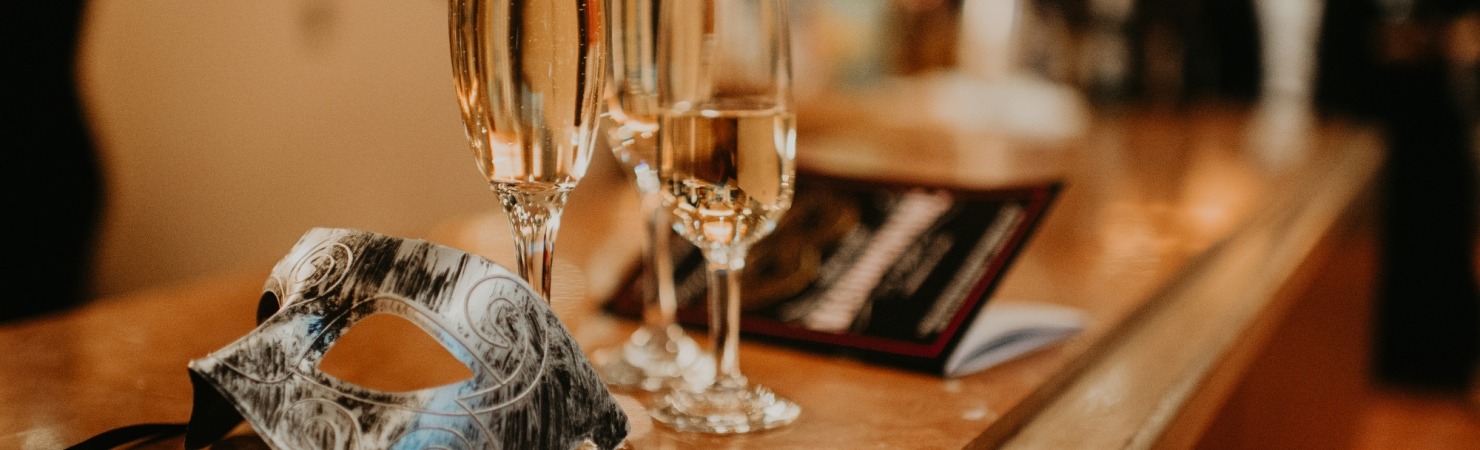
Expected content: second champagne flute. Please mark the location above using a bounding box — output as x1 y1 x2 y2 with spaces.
592 0 711 392
648 0 800 434
449 0 605 301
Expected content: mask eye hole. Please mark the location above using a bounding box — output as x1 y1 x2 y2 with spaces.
256 291 281 324
318 313 475 392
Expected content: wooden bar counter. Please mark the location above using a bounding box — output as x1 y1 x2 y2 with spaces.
0 104 1383 449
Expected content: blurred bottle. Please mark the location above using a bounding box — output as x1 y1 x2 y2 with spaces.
1179 0 1264 102
888 0 967 75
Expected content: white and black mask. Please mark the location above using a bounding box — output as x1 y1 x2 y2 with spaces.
185 227 628 449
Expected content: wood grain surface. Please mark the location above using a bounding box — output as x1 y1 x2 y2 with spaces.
0 104 1383 449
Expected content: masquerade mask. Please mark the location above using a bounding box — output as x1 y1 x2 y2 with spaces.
184 227 628 449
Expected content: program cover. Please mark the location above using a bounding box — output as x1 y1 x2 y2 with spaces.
604 171 1064 375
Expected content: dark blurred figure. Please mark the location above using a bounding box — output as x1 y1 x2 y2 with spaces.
1319 0 1480 391
2 2 105 321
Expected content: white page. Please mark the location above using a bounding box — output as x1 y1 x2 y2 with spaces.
943 300 1086 377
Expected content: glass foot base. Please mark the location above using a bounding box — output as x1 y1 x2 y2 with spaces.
648 382 800 434
594 328 712 392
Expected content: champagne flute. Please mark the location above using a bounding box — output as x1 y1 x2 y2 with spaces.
648 0 800 433
449 0 605 300
592 0 710 392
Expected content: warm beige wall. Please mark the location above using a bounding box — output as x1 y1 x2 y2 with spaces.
78 0 495 295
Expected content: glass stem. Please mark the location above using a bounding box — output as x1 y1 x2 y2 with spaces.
495 185 571 302
638 188 682 346
704 245 747 389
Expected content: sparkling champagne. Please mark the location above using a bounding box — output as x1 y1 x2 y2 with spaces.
449 0 605 300
648 0 799 434
661 106 796 248
450 0 605 191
